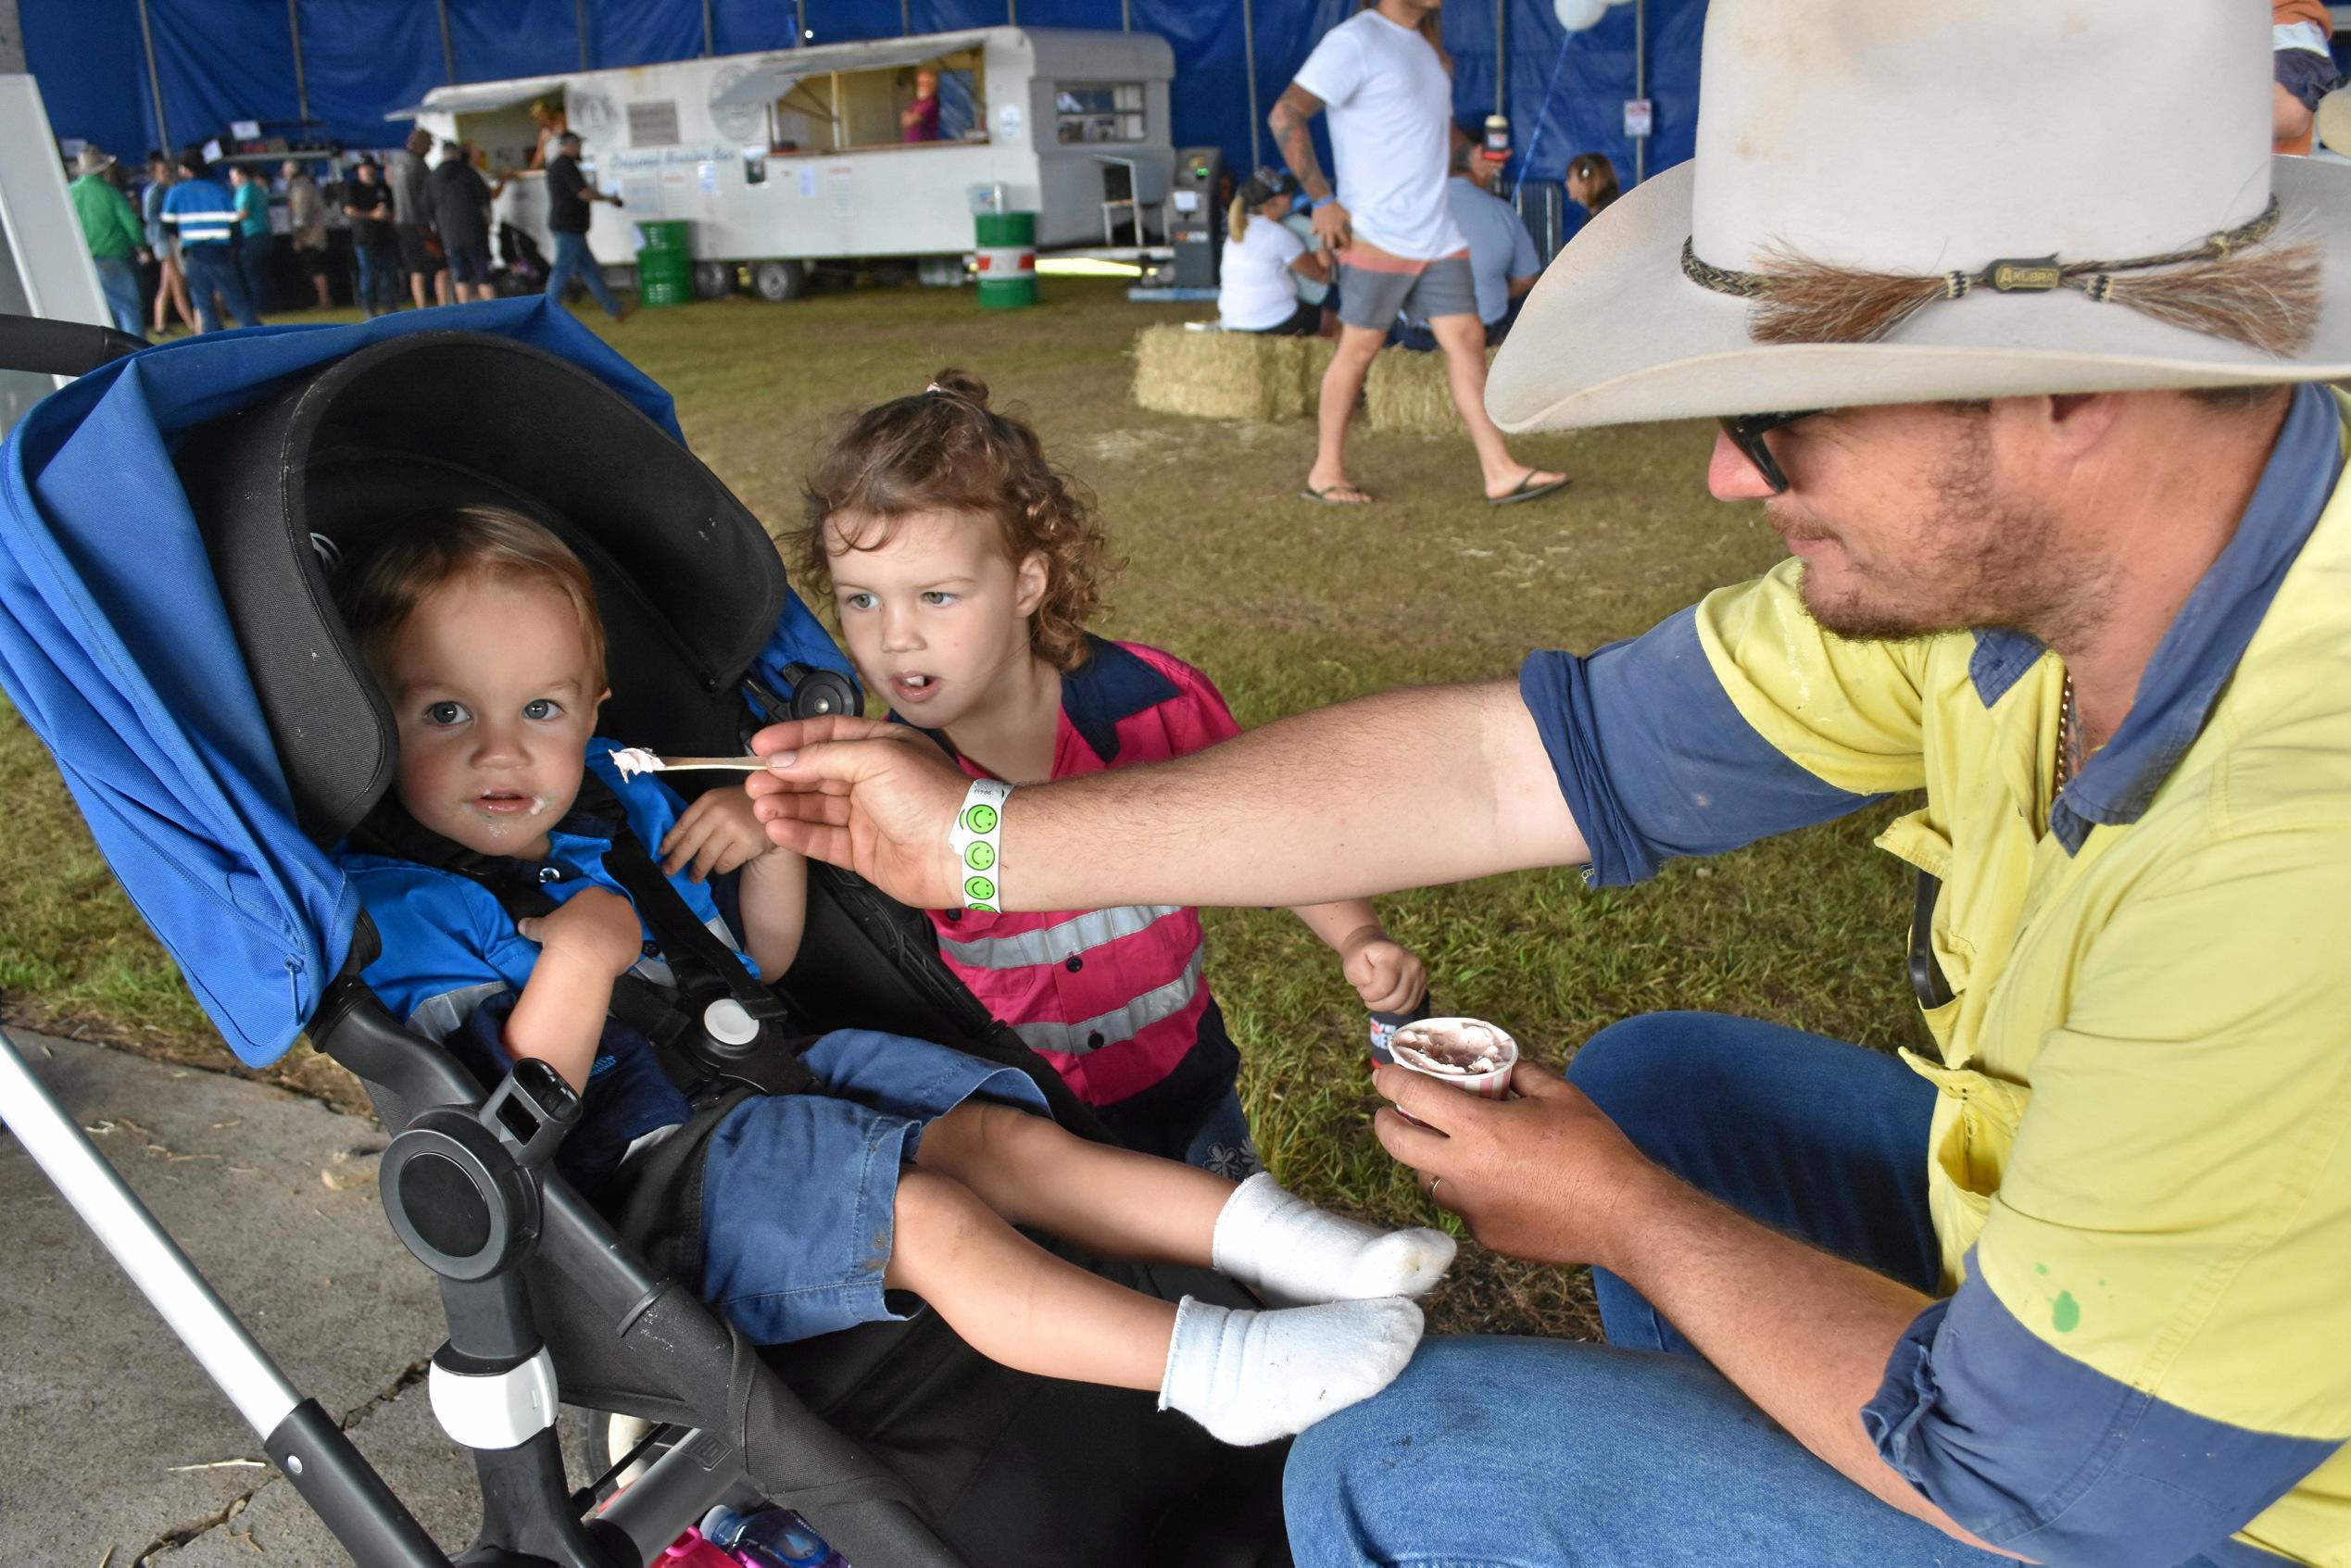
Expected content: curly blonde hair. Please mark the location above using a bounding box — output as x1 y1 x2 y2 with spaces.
795 369 1113 672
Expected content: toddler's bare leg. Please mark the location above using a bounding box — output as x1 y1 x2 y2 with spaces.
914 1101 1226 1264
886 1167 1175 1389
886 1167 1427 1445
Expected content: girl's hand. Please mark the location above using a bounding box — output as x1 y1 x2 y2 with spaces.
660 788 773 882
1339 926 1428 1014
519 887 643 979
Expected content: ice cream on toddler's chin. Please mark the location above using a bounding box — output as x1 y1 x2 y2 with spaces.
1387 1017 1517 1110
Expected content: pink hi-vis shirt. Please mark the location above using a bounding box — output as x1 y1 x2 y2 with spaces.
924 638 1240 1108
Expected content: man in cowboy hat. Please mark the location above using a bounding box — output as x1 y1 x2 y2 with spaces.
67 144 150 339
741 4 2351 1562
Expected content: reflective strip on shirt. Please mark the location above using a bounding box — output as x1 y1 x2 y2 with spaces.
1010 950 1204 1056
938 904 1184 969
168 209 239 245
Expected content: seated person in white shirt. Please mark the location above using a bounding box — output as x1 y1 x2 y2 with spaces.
1396 139 1541 351
1218 170 1330 337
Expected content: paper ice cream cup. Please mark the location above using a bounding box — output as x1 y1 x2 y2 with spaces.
1386 1017 1517 1122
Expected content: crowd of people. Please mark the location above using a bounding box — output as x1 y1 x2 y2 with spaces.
67 130 528 340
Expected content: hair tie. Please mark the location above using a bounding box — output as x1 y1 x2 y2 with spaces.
924 382 947 395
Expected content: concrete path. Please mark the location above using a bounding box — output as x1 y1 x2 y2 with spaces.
0 1030 491 1564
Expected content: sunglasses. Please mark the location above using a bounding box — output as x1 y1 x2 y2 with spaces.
1716 408 1824 495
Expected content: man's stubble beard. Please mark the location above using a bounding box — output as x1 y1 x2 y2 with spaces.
1790 415 2105 649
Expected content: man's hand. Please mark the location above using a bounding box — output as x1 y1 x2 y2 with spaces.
746 716 971 908
1370 1059 1653 1267
658 787 773 882
1339 925 1427 1013
1310 199 1352 254
518 886 642 979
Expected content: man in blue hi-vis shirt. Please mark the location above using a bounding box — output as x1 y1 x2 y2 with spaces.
161 149 260 333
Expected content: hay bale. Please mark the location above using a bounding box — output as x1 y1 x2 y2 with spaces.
1132 323 1332 421
1364 345 1496 436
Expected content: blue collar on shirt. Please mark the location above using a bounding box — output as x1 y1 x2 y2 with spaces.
901 634 1179 766
1967 381 2344 853
1060 634 1179 763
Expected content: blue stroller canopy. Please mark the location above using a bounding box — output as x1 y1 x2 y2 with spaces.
0 300 849 1069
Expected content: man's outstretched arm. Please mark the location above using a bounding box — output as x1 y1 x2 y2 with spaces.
747 679 1590 913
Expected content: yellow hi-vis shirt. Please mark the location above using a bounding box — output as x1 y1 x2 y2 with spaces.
1521 384 2351 1565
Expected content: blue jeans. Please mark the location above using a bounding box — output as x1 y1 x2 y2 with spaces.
546 231 622 319
353 245 397 315
181 246 259 332
92 257 145 338
237 235 272 314
1283 1011 2192 1568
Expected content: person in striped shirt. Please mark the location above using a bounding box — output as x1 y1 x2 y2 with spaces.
797 369 1431 1175
159 149 260 333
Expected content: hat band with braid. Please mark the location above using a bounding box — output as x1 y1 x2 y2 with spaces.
1681 196 2321 358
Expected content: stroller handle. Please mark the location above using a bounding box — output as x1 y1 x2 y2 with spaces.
0 312 148 378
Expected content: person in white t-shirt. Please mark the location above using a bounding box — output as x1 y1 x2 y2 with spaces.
1271 0 1568 507
1220 170 1330 336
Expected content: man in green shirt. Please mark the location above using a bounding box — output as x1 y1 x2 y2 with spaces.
68 146 148 340
230 166 274 316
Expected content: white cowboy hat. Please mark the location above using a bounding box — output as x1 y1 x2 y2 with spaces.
1490 0 2351 432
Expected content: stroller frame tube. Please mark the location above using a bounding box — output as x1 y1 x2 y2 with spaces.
0 1025 457 1567
0 1023 301 1434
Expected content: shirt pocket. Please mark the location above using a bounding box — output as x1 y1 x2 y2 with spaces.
1902 1049 2032 1234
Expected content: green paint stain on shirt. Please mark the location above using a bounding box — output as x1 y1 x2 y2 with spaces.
2034 1262 2048 1275
2052 1291 2081 1334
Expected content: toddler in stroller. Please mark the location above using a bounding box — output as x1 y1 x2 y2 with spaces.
0 302 1419 1566
334 501 1451 1446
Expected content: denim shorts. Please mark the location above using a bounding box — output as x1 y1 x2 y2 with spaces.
696 1028 1049 1345
445 241 492 284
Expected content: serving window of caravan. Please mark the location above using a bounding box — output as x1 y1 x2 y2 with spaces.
1055 83 1146 144
750 49 985 156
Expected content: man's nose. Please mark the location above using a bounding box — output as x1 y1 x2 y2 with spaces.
1709 430 1780 502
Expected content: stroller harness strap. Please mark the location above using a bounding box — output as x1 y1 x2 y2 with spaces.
346 772 812 1103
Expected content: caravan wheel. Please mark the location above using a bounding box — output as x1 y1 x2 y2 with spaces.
750 259 808 303
693 262 739 300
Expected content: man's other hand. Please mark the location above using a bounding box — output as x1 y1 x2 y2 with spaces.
1311 199 1353 254
1371 1058 1653 1269
747 716 970 908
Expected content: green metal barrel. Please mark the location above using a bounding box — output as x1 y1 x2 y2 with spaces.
635 220 695 308
973 210 1037 309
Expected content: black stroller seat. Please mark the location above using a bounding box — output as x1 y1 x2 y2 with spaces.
39 320 1288 1567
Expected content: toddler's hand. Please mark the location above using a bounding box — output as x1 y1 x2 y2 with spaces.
1340 927 1428 1015
660 787 773 882
519 887 643 978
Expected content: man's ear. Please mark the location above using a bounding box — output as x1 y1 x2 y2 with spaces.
1012 551 1050 618
2025 392 2124 461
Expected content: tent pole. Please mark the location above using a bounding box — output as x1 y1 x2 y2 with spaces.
1494 0 1504 116
286 0 311 125
1121 0 1131 27
902 1 911 35
135 0 171 154
435 0 455 82
796 0 807 41
701 0 712 56
577 0 590 69
1241 0 1261 169
1633 0 1646 184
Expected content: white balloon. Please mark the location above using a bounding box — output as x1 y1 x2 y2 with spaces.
1553 0 1608 30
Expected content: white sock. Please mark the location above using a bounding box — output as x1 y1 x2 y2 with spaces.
1210 1172 1456 1307
1156 1295 1423 1447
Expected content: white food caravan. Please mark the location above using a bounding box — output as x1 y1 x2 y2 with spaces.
403 27 1176 301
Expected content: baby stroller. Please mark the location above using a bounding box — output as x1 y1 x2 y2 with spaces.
0 300 1289 1567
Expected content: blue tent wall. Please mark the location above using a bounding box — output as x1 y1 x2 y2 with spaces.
24 0 1704 192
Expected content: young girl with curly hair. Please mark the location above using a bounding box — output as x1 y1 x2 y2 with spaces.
798 370 1430 1175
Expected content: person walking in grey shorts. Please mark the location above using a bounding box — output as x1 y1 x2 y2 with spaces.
1272 0 1568 507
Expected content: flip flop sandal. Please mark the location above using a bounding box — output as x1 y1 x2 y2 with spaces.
1486 472 1572 506
1300 483 1376 505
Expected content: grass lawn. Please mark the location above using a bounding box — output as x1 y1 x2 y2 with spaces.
0 277 1924 1337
